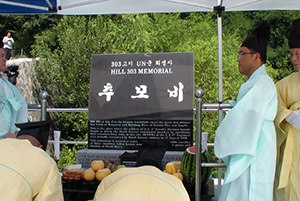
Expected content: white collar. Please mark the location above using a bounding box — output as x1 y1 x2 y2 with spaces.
248 64 265 81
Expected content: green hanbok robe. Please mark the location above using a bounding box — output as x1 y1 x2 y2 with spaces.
214 65 277 201
0 78 28 139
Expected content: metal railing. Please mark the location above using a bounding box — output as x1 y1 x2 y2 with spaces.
28 90 231 153
29 90 230 201
48 140 87 145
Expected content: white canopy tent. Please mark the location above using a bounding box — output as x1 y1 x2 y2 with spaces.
1 0 299 108
1 0 299 14
1 1 300 201
52 2 300 200
53 0 300 113
0 0 57 14
54 0 300 128
56 0 299 14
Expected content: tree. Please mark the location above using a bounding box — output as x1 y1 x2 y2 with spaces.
30 12 294 170
223 10 300 80
0 15 61 57
31 13 244 143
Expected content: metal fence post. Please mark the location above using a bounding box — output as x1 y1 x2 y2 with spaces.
195 89 204 201
40 91 49 121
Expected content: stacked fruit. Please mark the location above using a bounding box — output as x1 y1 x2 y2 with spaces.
83 159 118 182
164 146 212 185
63 169 85 181
165 161 183 181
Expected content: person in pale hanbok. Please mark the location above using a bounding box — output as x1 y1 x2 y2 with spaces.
214 21 277 201
92 166 190 201
274 19 300 201
0 45 28 139
0 120 64 201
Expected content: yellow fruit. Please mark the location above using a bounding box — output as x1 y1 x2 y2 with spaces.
91 160 105 171
83 169 96 181
172 161 181 172
165 162 177 174
173 172 183 181
96 168 111 181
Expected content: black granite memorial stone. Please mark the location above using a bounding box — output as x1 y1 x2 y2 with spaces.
88 53 194 151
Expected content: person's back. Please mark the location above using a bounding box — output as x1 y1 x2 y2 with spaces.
0 138 64 201
93 166 190 201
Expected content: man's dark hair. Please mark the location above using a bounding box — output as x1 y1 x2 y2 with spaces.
241 21 270 64
248 48 266 64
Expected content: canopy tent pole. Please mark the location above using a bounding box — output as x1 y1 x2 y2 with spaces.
214 1 225 200
0 0 48 11
0 0 57 13
45 0 54 9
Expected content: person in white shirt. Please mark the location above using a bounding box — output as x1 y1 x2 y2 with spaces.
2 32 14 60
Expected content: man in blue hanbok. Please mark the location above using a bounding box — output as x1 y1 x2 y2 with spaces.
0 45 28 139
214 21 277 201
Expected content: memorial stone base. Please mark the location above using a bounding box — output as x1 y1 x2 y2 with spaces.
77 148 184 169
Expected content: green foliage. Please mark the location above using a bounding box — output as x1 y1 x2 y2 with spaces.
1 9 300 181
27 12 300 175
0 15 61 57
56 134 88 170
56 112 88 139
56 145 78 170
31 13 246 143
211 167 225 179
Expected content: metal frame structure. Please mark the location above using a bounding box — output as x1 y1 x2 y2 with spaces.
29 90 230 201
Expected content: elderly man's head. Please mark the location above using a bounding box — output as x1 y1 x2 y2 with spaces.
16 120 53 151
17 135 43 149
289 19 300 71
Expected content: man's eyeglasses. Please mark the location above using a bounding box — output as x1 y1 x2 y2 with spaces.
237 52 255 59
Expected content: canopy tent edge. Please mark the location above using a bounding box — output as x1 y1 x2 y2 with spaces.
1 0 300 15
